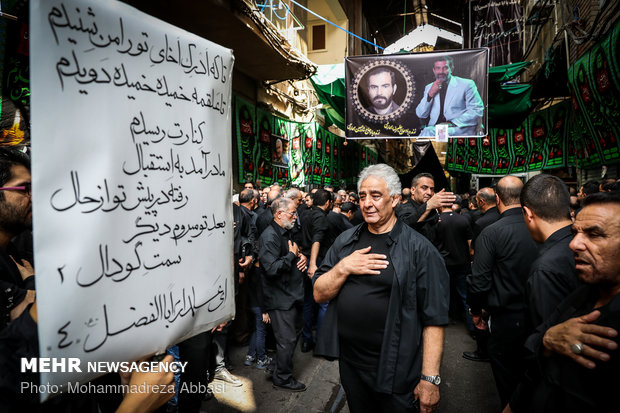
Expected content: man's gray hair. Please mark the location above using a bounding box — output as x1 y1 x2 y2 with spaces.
271 197 294 215
284 188 301 200
357 164 402 197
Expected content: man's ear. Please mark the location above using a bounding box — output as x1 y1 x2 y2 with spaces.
391 195 399 208
522 206 534 222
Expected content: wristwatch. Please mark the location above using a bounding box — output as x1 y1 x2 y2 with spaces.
420 374 441 385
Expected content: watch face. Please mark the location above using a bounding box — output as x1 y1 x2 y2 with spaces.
433 376 441 385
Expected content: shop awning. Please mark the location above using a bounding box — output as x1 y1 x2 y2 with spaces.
310 64 346 131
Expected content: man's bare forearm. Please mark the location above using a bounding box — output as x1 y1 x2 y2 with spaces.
309 242 320 268
418 208 432 222
421 325 444 376
313 261 348 303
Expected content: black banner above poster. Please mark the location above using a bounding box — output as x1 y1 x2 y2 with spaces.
472 0 523 67
345 49 488 139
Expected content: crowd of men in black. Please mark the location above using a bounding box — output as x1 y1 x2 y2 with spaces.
1 142 619 413
228 171 620 413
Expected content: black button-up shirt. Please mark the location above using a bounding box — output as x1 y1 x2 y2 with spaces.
300 206 329 259
468 208 538 314
314 220 449 393
472 206 500 247
325 211 353 250
258 221 304 311
526 225 580 329
395 200 440 246
436 211 473 268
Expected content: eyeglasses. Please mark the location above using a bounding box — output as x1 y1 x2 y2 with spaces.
0 183 31 195
281 210 297 217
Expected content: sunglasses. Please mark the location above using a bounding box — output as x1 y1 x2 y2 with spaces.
0 183 31 195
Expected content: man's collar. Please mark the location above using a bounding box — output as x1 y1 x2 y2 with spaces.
500 207 522 218
271 220 288 234
544 224 573 246
353 218 403 246
312 205 329 215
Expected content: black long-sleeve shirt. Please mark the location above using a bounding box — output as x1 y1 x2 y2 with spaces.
258 221 304 311
472 206 500 247
395 200 440 246
255 208 274 237
233 204 255 259
526 225 580 329
511 285 620 413
300 206 329 259
436 211 473 268
325 211 353 251
468 208 538 314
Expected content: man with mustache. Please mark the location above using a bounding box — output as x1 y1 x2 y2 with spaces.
395 173 455 246
314 164 449 413
416 55 484 137
504 191 620 413
365 67 400 115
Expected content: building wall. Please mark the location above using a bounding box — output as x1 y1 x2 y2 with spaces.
307 0 348 64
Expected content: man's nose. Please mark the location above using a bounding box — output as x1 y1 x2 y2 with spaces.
569 234 585 251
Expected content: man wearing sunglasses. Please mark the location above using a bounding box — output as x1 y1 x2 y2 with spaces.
0 147 35 330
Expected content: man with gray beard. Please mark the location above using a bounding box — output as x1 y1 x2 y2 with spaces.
259 197 308 391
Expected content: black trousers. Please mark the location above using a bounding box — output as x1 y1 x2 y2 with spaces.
177 331 213 413
488 311 528 408
339 358 419 413
269 303 302 385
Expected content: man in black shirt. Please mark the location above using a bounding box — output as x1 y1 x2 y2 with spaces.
463 186 501 362
467 176 538 407
314 164 449 413
505 192 620 413
301 189 331 345
302 189 331 278
520 175 579 330
472 187 500 243
435 204 473 332
462 195 480 224
256 188 281 236
259 197 308 392
396 172 455 245
348 192 365 226
325 201 354 249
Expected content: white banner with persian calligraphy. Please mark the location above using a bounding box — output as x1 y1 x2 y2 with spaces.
30 0 235 396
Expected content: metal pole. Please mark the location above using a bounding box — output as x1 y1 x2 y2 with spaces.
468 0 472 48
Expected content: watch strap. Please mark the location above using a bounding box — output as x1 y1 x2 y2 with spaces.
420 374 441 385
